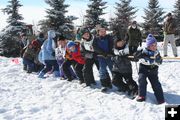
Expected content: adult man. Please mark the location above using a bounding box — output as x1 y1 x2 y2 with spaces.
126 21 142 55
163 12 178 57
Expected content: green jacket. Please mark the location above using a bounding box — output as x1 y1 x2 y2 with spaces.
23 44 39 61
126 27 142 47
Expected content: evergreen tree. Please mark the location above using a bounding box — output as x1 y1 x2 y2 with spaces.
43 0 77 39
0 0 25 57
85 0 107 29
109 0 137 38
173 0 180 36
142 0 165 35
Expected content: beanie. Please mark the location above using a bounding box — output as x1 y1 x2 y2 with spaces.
58 35 66 41
67 41 76 48
146 34 157 47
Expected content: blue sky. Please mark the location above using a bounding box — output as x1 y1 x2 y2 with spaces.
0 0 176 30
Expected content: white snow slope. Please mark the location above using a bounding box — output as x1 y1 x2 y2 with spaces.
0 44 180 120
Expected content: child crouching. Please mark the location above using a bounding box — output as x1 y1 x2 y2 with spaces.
112 37 138 97
55 35 76 79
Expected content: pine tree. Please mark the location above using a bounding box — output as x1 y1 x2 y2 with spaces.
173 0 180 36
142 0 165 35
0 0 25 57
85 0 107 29
43 0 77 39
109 0 137 38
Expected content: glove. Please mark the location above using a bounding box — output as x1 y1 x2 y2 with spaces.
133 50 143 59
102 52 108 57
155 53 163 64
119 50 125 56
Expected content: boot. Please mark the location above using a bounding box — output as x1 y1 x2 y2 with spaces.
136 96 145 102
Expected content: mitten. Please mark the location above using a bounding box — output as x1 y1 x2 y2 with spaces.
155 53 162 64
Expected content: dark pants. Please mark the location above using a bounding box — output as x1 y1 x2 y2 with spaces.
62 59 81 81
41 60 59 74
23 58 35 72
138 64 164 102
129 46 138 55
83 58 99 86
112 72 138 92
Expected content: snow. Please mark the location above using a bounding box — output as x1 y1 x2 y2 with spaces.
0 43 180 120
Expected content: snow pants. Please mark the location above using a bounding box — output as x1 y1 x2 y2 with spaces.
138 64 165 103
83 58 99 86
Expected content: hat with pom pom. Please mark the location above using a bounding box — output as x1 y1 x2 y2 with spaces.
146 34 157 47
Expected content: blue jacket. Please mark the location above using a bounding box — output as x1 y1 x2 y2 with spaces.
93 35 114 55
40 30 56 61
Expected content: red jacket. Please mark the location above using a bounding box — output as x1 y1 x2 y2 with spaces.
71 44 85 64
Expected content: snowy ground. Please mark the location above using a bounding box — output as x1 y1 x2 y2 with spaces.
0 43 180 120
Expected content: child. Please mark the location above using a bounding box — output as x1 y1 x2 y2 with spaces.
112 37 138 97
55 35 76 79
23 40 40 73
93 26 114 92
135 34 165 104
80 27 99 87
38 30 60 78
64 41 85 84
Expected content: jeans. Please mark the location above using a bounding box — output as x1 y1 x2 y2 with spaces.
98 57 113 80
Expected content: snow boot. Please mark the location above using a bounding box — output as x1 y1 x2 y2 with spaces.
136 96 145 102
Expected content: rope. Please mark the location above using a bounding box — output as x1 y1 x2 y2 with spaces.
128 56 180 60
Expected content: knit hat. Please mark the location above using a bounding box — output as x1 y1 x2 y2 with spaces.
57 35 66 41
67 41 76 48
146 34 157 47
80 27 90 35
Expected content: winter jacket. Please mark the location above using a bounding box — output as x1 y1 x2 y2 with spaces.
164 18 176 34
70 43 85 64
40 31 56 61
93 35 114 55
80 35 96 59
112 44 132 73
126 26 142 47
136 48 162 66
23 44 39 61
55 46 66 61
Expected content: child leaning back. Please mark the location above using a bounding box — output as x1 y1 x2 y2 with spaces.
134 34 165 104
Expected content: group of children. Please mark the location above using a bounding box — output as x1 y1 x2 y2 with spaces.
20 26 165 105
